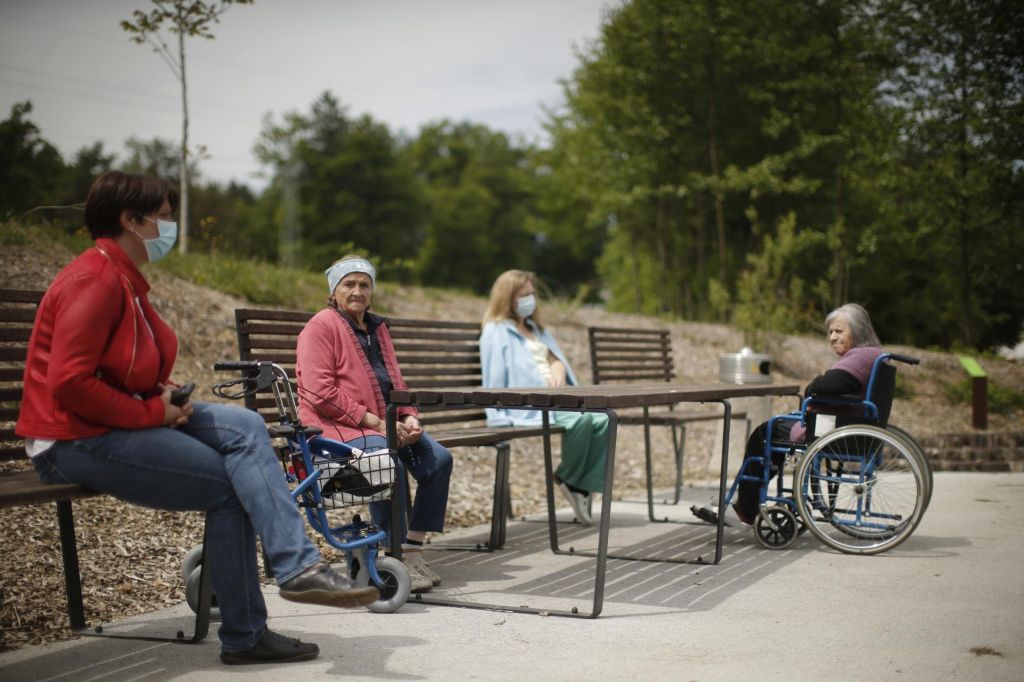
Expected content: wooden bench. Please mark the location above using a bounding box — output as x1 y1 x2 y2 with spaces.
232 308 564 550
0 288 211 642
588 325 748 520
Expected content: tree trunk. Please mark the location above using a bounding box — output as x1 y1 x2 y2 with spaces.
705 0 726 284
177 12 189 255
831 19 845 308
956 12 973 346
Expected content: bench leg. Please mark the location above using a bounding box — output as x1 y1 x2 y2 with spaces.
55 500 86 631
58 500 210 642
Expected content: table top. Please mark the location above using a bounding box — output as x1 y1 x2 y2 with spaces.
389 382 801 410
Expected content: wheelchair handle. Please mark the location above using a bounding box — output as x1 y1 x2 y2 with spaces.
887 353 920 365
214 360 260 371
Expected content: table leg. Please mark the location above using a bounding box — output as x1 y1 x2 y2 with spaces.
714 399 732 564
386 404 403 559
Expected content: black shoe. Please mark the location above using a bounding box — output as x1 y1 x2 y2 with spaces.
279 562 379 608
690 505 730 527
221 628 319 665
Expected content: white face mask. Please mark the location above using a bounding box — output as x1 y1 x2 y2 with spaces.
514 294 536 319
135 217 178 262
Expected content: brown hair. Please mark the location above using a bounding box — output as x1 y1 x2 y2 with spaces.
483 269 544 330
84 171 179 239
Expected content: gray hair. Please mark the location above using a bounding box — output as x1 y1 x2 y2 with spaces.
825 303 881 348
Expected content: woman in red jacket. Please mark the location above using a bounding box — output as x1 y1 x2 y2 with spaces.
16 171 377 666
296 256 453 594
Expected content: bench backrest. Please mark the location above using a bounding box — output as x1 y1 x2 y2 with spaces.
233 309 488 431
588 325 674 385
0 289 43 462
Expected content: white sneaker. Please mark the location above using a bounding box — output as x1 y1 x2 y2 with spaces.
401 548 438 585
558 482 593 526
402 551 437 592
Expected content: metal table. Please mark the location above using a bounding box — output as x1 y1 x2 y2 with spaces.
386 381 800 618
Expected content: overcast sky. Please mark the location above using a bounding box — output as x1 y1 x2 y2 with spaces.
0 0 611 189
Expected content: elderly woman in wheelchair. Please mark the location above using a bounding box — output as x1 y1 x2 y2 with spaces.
692 303 931 555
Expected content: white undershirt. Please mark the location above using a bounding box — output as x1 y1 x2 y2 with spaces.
525 337 553 384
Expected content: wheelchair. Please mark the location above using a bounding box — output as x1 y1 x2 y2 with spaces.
180 360 412 617
720 352 931 555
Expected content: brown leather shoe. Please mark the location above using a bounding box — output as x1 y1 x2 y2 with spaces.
279 563 378 608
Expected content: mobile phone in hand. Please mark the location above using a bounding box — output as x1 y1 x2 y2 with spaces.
170 382 196 407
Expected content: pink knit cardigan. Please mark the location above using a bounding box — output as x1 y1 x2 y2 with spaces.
295 308 418 442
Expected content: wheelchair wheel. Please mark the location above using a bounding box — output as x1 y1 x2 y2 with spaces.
754 505 799 550
887 424 933 512
794 425 927 555
365 556 411 614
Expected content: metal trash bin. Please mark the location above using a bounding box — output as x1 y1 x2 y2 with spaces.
719 347 772 384
713 348 772 476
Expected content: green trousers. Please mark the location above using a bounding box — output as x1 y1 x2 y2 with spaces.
553 411 609 494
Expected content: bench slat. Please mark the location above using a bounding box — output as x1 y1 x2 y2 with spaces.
0 367 25 382
236 309 313 323
0 308 38 323
387 318 479 331
0 348 28 362
0 470 100 508
0 328 32 342
0 387 23 402
393 342 478 353
0 289 44 304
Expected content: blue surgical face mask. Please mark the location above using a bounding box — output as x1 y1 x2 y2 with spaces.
136 217 178 262
515 294 536 319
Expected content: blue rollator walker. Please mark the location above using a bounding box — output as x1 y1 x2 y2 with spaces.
718 352 932 555
180 360 411 617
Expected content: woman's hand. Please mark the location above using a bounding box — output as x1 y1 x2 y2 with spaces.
548 358 567 388
159 384 193 427
397 415 423 447
360 411 385 434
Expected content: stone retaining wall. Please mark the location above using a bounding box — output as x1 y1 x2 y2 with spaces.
917 431 1024 472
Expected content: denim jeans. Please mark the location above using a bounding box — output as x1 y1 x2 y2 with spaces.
32 402 322 651
339 433 452 542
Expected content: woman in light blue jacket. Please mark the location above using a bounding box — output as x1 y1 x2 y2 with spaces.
479 270 608 525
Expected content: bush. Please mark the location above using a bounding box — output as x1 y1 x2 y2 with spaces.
943 378 1024 415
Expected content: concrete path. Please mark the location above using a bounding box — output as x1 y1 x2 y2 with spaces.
1 472 1021 681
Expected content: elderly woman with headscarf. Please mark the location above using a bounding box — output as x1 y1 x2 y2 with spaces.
295 255 452 593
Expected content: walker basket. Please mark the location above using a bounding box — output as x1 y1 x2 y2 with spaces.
310 448 396 509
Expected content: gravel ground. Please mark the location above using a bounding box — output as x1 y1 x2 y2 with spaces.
2 241 1021 651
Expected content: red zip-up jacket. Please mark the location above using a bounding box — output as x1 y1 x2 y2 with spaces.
15 238 177 440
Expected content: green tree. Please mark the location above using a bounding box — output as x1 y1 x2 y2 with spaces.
122 0 253 254
866 0 1024 348
0 102 65 218
255 92 423 274
406 121 534 292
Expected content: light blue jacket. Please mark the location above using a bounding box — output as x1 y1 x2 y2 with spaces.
479 319 578 427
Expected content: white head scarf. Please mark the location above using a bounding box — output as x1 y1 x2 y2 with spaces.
326 257 376 295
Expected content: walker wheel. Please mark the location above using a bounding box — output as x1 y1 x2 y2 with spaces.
180 544 204 583
754 505 799 550
185 566 220 621
365 556 411 614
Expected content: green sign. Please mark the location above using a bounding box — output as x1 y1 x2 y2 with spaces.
959 356 987 378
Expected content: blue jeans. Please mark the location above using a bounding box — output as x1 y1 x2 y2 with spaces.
340 433 452 542
32 402 322 652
